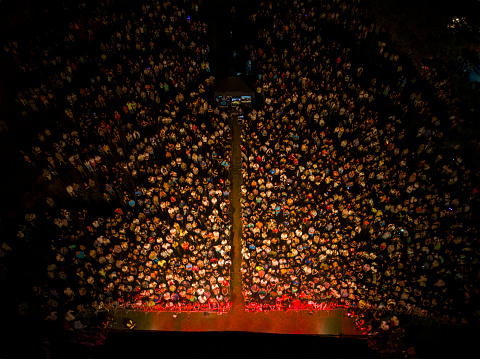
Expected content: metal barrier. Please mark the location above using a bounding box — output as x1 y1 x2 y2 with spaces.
244 300 344 313
116 300 232 314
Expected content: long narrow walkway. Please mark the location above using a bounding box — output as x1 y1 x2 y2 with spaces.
229 109 245 312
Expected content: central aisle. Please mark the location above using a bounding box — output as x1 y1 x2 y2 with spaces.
229 109 245 312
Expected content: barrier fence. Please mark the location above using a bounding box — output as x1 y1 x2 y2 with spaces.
244 300 347 313
115 300 233 314
109 297 347 314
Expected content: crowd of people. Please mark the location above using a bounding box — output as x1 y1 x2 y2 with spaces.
1 0 478 347
239 0 479 330
6 0 233 330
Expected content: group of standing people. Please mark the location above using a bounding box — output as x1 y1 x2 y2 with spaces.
239 0 479 330
2 0 478 343
7 0 232 330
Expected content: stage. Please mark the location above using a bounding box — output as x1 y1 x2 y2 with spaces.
111 307 361 335
104 308 376 359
